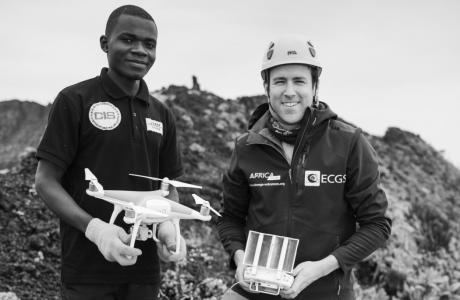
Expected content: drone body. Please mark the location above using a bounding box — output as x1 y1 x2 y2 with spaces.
84 168 218 254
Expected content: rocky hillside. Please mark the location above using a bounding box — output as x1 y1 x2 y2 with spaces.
1 85 459 299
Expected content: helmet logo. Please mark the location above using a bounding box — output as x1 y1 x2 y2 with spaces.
287 50 297 55
307 41 316 57
267 49 274 60
267 42 275 60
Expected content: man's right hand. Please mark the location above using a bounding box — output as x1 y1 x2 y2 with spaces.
85 218 142 266
234 249 256 293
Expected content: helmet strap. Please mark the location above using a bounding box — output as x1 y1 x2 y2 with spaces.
312 94 318 108
312 81 319 108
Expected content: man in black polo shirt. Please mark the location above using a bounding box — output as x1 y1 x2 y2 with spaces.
35 5 185 299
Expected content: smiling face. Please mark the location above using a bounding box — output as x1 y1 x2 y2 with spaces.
101 14 157 81
265 64 316 126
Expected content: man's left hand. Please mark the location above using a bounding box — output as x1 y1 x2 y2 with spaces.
279 261 325 299
156 236 187 263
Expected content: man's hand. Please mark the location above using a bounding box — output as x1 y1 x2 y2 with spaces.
156 220 186 262
156 236 187 263
233 250 257 293
280 255 339 299
85 218 142 266
157 220 178 252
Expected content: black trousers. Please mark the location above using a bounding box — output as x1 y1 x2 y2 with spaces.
61 283 159 300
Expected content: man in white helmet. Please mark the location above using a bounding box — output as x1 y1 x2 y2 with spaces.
218 35 391 299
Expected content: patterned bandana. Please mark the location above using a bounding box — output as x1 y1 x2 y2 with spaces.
267 116 300 144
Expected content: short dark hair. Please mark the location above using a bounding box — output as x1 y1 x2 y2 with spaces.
105 5 156 37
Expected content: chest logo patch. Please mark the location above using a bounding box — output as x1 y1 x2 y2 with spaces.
146 118 163 135
89 102 121 130
249 172 284 187
305 170 346 187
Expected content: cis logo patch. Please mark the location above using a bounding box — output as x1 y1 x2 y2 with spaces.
89 102 121 130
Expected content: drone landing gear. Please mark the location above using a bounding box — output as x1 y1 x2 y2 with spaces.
130 224 153 242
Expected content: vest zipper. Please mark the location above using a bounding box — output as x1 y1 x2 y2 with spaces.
291 111 313 190
288 112 313 239
292 111 313 175
256 140 293 237
302 144 311 168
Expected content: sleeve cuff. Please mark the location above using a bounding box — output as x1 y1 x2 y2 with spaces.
228 242 245 270
330 248 350 273
36 149 69 170
161 167 183 180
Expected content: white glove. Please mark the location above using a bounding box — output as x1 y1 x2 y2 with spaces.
85 218 142 266
156 235 187 263
157 220 178 251
156 220 187 262
234 250 255 293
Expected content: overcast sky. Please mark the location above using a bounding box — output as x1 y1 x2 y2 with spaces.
1 0 459 167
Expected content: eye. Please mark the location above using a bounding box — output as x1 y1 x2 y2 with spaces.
122 38 133 44
145 41 156 49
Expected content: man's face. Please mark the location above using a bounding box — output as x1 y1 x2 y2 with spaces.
266 64 315 125
103 14 157 80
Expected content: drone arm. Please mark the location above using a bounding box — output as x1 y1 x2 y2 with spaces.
152 223 159 242
130 217 143 248
109 204 123 225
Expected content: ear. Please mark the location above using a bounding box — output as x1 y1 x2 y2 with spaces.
100 35 108 53
263 82 270 99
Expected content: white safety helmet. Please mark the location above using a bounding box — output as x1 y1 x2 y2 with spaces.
261 35 322 82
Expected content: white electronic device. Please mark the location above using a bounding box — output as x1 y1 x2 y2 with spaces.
242 231 299 295
84 168 219 254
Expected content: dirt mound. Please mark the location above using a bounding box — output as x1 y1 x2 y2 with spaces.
1 86 460 299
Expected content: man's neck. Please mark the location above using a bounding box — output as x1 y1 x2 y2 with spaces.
107 69 140 97
279 121 301 131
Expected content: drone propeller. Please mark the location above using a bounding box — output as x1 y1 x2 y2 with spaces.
85 168 97 181
129 174 202 189
192 194 222 217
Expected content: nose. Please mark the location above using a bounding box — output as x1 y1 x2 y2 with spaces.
284 81 296 99
131 41 148 56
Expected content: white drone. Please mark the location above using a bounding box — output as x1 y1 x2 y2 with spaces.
84 168 221 254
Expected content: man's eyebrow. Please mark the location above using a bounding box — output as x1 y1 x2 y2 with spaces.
118 32 136 37
118 32 156 42
293 75 309 80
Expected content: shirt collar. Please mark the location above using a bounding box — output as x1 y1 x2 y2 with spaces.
100 68 150 105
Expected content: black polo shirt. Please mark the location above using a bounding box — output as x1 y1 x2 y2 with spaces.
37 68 183 284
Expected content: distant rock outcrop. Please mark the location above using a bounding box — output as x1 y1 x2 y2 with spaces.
0 100 49 169
191 75 200 91
1 87 459 299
